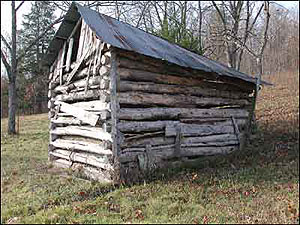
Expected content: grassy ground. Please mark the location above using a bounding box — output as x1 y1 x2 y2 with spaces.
1 71 299 224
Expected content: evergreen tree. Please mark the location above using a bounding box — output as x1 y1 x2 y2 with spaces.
19 1 57 113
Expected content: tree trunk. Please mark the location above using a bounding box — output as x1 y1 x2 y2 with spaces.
8 81 17 134
8 0 17 134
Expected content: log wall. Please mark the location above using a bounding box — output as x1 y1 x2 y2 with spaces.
115 49 254 182
48 19 114 183
48 18 255 183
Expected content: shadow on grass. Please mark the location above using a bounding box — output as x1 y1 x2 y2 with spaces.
139 118 299 187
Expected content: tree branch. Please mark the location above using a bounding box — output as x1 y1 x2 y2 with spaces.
17 16 64 63
211 1 226 27
1 34 12 53
135 2 150 28
1 49 12 79
259 1 270 57
15 1 25 12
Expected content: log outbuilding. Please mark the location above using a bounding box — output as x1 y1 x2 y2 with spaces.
45 3 269 183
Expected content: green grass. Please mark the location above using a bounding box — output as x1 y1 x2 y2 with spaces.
1 72 299 224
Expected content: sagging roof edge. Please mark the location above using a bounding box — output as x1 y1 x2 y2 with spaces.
45 2 272 87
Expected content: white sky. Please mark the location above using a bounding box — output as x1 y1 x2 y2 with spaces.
1 1 299 35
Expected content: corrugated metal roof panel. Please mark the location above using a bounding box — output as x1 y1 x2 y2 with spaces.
46 2 271 86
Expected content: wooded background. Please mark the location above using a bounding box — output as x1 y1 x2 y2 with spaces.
1 1 299 120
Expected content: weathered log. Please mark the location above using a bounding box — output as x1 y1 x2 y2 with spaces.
66 44 93 85
119 108 249 121
51 117 111 130
54 109 110 120
116 49 255 92
50 149 113 170
51 126 112 141
116 54 213 80
122 133 239 148
55 101 99 126
54 89 103 102
68 85 101 94
51 117 87 126
118 67 204 86
71 100 110 112
118 120 179 133
165 123 234 137
50 67 90 89
50 139 112 155
77 163 112 183
118 118 246 132
119 145 238 163
109 48 120 173
100 90 111 102
118 80 250 100
117 63 249 93
99 66 110 76
100 77 110 89
54 76 101 94
101 53 111 65
51 159 113 183
51 158 72 169
118 92 250 108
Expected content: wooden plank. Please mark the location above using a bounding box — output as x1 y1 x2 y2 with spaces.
65 38 74 72
55 101 99 126
51 126 112 142
53 48 63 82
93 38 101 76
68 18 82 41
76 19 87 61
51 139 112 155
60 42 67 85
66 44 93 85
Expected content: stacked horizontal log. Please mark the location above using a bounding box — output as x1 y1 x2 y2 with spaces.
48 21 114 183
115 49 253 177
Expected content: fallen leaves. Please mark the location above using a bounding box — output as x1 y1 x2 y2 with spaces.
135 209 144 220
6 217 19 224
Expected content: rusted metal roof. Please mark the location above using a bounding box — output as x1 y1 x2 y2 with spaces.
46 2 270 86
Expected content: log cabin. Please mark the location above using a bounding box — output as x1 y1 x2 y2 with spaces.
45 2 270 183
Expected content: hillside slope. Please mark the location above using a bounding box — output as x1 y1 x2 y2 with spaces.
1 71 299 224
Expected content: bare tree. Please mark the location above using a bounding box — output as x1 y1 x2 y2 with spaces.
1 1 63 134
